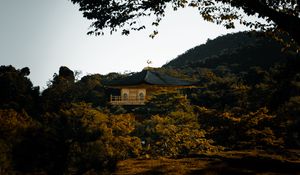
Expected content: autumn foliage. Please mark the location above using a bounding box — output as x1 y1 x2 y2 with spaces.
1 33 300 174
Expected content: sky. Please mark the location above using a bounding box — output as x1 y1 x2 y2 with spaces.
0 0 250 88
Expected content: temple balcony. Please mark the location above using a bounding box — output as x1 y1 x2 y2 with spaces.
110 95 146 105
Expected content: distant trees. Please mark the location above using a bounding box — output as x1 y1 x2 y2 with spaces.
1 48 299 174
165 32 285 69
42 66 107 112
42 66 76 112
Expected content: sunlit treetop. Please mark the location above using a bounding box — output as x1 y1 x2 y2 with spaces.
70 0 300 49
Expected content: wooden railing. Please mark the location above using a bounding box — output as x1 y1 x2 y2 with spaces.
110 95 145 105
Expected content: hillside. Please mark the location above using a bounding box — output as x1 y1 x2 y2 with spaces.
163 32 286 71
1 33 300 174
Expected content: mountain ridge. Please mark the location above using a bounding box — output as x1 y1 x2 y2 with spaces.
163 32 285 71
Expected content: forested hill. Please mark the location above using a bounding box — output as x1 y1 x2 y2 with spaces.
1 32 300 174
163 32 286 71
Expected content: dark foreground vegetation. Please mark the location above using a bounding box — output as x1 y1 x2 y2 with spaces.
1 32 300 174
115 150 300 175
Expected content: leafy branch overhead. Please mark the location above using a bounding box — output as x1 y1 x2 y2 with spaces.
71 0 300 47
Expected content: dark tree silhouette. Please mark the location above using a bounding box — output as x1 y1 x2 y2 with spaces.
70 0 300 47
0 65 39 116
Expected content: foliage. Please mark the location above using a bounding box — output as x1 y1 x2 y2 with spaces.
38 103 141 174
135 90 193 117
196 107 284 150
42 66 77 112
0 65 39 116
106 114 142 159
42 67 107 112
195 106 241 147
0 109 35 141
239 108 284 149
1 31 300 173
0 102 140 174
0 109 38 174
136 113 216 157
277 96 300 147
0 140 11 174
164 32 285 70
133 91 216 157
71 0 300 48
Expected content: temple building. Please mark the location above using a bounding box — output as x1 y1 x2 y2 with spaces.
105 69 195 105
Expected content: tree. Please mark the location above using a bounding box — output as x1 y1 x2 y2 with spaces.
135 114 215 157
277 96 300 148
134 90 194 117
0 65 39 116
71 0 300 47
40 102 111 174
36 103 141 174
42 66 76 112
0 109 38 174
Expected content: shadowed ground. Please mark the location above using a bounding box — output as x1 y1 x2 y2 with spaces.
114 150 300 175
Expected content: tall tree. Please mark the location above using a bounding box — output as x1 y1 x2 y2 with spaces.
70 0 300 47
42 66 76 112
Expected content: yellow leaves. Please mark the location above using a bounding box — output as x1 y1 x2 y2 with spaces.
221 112 241 122
109 114 136 135
221 112 231 118
141 114 216 156
244 107 273 126
245 127 283 147
106 136 142 158
91 113 142 159
58 103 142 160
197 106 209 112
0 109 35 138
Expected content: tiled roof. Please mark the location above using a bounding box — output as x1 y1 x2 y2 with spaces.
105 70 195 86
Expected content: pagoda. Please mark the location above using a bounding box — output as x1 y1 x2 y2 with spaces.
105 69 195 105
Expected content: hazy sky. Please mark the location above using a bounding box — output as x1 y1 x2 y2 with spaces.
0 0 250 88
